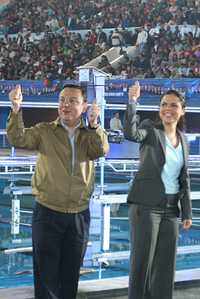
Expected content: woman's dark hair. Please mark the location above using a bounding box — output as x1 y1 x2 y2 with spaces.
155 89 186 131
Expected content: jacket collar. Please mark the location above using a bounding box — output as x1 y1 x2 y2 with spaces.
52 117 87 130
157 128 188 166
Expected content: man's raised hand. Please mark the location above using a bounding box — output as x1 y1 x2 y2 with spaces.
87 100 100 128
9 85 23 113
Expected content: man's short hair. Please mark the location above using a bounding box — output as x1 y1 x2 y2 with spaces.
62 84 87 101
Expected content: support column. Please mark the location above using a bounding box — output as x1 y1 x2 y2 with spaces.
78 67 111 251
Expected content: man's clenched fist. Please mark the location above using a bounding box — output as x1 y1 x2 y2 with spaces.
9 85 23 113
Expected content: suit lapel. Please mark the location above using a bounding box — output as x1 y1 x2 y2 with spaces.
150 128 166 174
156 129 188 164
178 130 188 167
157 128 188 167
156 128 166 156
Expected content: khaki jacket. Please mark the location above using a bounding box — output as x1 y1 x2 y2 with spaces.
7 111 109 213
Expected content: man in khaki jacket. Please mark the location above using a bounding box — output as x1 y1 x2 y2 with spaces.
7 84 109 299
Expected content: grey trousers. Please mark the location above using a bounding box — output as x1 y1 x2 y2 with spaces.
128 204 179 299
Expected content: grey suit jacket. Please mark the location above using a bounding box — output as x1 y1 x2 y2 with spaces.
124 102 192 221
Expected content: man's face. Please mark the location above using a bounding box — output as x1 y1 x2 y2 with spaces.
58 87 87 127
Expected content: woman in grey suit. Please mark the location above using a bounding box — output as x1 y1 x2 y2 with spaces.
125 82 192 299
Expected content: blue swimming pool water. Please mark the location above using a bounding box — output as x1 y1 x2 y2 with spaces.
0 201 200 288
0 164 200 288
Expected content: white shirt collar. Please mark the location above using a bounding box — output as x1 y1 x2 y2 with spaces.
60 119 81 138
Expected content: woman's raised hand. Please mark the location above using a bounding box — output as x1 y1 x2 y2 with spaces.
128 81 140 102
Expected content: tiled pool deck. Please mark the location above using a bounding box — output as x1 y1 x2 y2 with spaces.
0 270 200 299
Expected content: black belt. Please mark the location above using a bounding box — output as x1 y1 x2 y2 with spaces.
165 194 179 207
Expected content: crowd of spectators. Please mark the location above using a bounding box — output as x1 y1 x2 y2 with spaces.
103 24 200 79
0 30 111 80
150 25 200 78
0 0 200 80
1 0 200 34
0 25 138 80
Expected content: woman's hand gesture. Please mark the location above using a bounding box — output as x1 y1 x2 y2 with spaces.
128 81 140 102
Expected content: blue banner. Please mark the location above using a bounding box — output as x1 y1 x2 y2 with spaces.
0 80 76 102
104 78 200 105
1 79 200 106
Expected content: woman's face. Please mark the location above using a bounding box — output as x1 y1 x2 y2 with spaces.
159 94 185 127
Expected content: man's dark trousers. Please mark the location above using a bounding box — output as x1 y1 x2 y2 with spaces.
32 202 90 299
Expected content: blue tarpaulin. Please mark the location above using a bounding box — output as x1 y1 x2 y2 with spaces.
0 79 200 106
